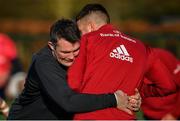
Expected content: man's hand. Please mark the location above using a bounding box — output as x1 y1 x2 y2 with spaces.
128 88 142 111
161 113 177 120
114 90 133 115
0 98 9 117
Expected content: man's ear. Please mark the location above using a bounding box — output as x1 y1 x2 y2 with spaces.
48 42 55 50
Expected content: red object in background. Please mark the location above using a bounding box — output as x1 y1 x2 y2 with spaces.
0 33 17 60
0 55 12 88
142 48 180 119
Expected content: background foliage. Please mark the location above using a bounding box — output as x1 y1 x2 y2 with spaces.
0 0 179 70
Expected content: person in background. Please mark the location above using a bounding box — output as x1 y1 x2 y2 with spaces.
0 55 11 117
0 55 11 89
141 48 180 120
67 3 177 120
8 19 141 120
0 33 26 99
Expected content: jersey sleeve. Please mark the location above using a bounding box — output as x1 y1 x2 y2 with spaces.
141 47 177 98
67 35 88 91
171 62 180 118
170 91 180 118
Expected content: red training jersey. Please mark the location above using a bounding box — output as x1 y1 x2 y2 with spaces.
142 48 180 119
68 24 176 120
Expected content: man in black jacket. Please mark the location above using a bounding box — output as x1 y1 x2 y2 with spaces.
7 19 140 119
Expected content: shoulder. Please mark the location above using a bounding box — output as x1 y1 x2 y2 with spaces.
33 46 56 67
81 31 100 41
33 49 67 75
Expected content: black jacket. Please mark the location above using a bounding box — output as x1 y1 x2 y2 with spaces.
8 46 116 120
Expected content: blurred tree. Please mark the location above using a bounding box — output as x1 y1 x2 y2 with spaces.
0 0 73 20
0 0 179 70
0 0 179 23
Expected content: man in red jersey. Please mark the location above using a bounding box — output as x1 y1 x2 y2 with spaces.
0 33 26 99
67 4 177 120
141 48 180 120
0 55 11 117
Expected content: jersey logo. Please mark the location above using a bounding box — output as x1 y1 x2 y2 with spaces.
110 45 133 63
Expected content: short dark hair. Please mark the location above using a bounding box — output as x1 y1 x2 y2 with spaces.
50 19 81 45
76 3 110 23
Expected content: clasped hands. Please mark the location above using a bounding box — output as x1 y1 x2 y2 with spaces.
114 88 141 115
